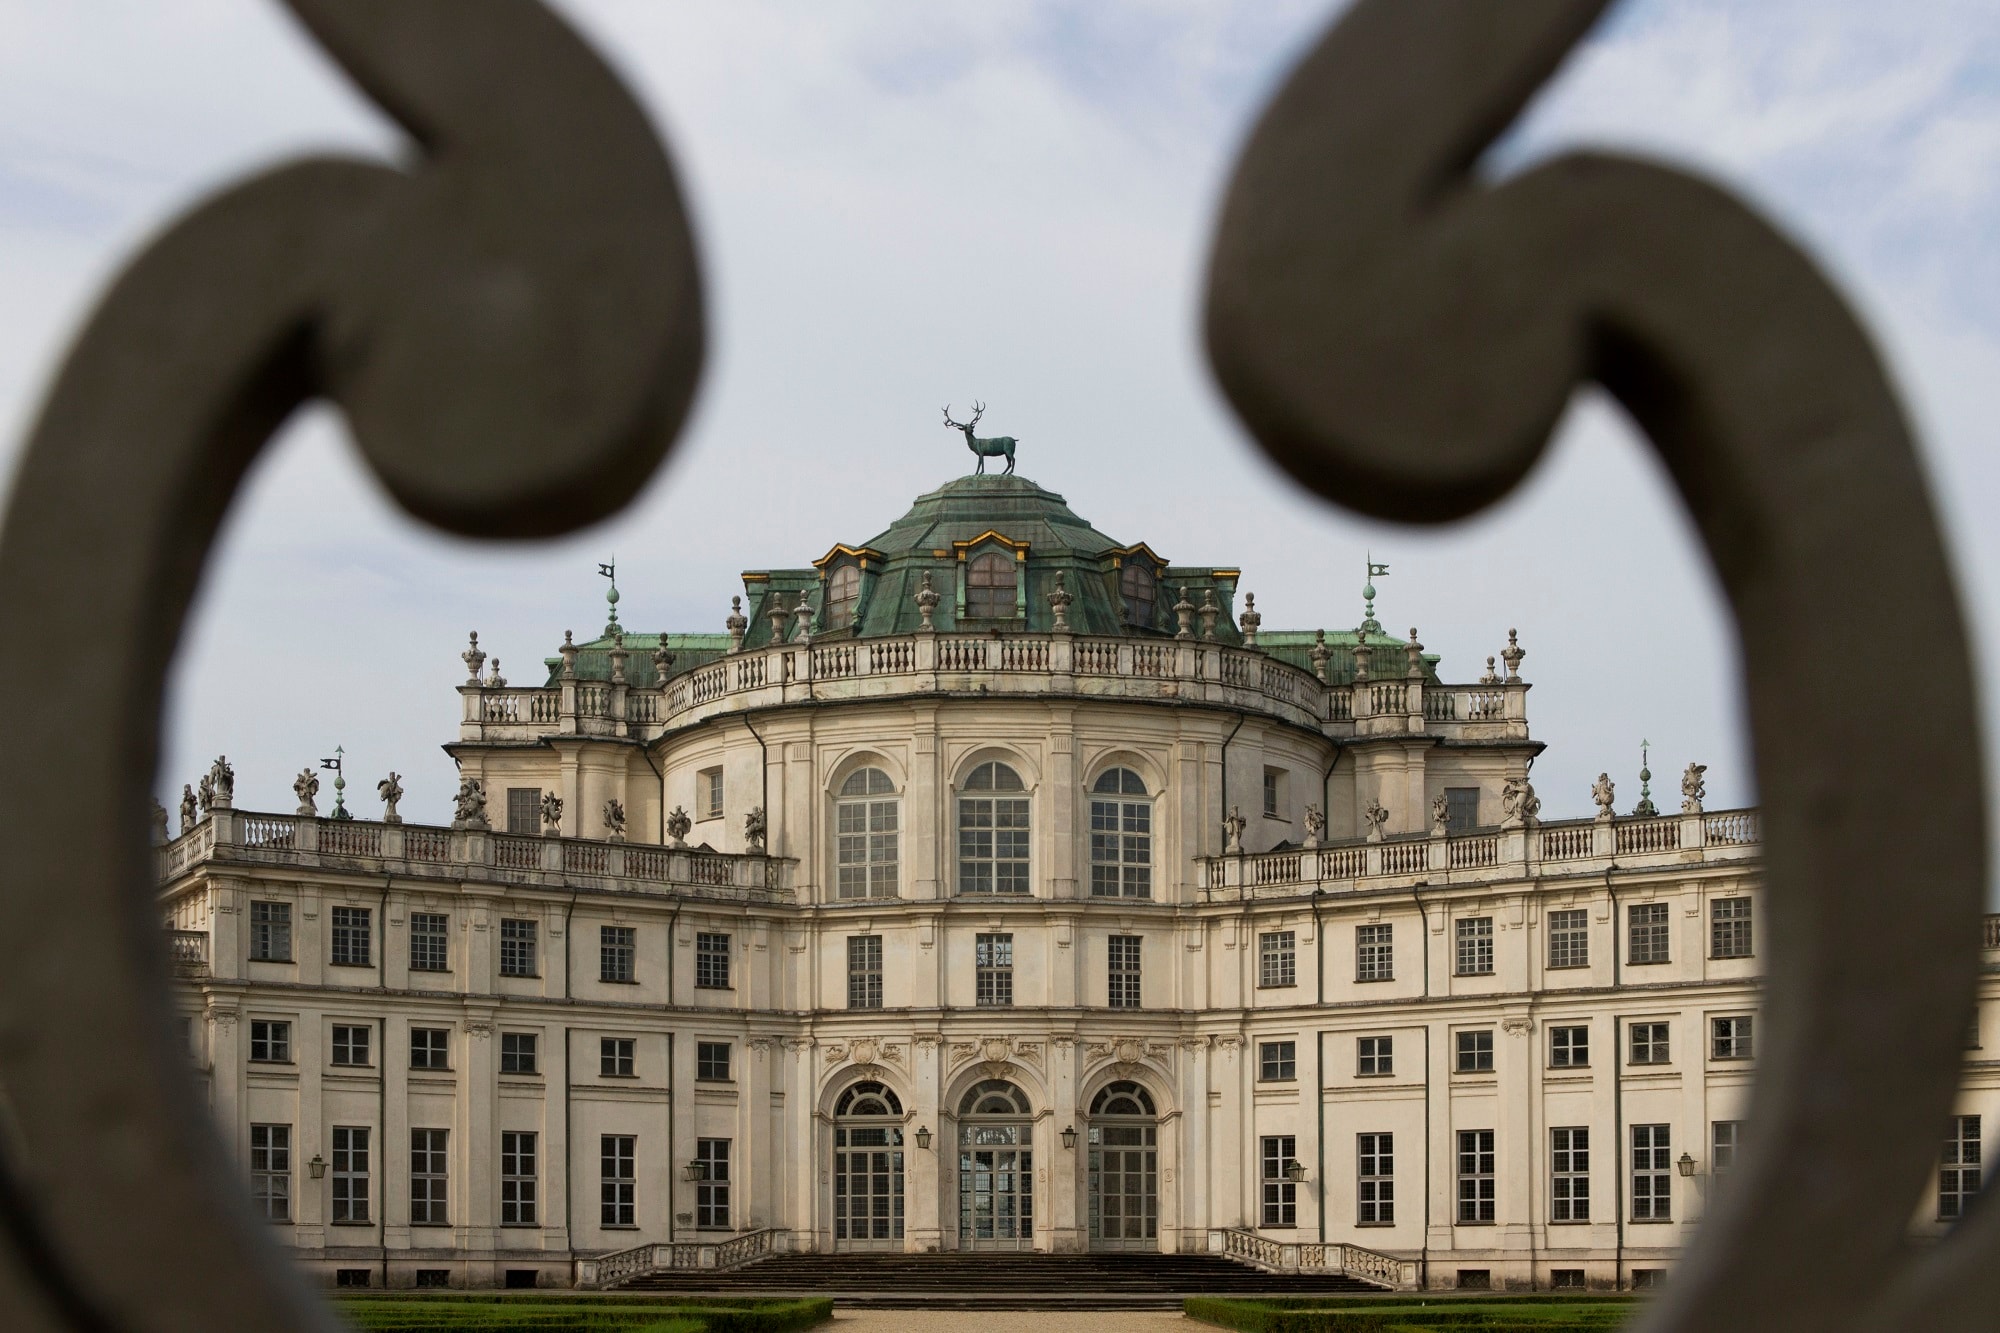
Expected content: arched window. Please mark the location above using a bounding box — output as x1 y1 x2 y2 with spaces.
836 767 899 899
1089 767 1152 899
966 551 1017 620
959 1080 1032 1118
834 1081 904 1245
1089 1080 1156 1118
1120 563 1156 627
836 1080 904 1118
824 563 862 629
1088 1080 1158 1247
959 762 1029 895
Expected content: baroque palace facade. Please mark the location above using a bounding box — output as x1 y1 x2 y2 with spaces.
159 472 2000 1292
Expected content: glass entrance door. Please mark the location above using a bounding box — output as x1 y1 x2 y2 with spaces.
1088 1080 1159 1251
956 1079 1035 1250
833 1081 905 1250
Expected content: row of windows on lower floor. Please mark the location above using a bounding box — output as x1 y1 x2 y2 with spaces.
246 1127 735 1230
239 1025 734 1081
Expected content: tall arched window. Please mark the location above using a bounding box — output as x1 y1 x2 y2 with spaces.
957 1080 1033 1249
958 762 1029 895
824 563 861 629
836 767 899 899
966 551 1017 620
833 1081 904 1247
1087 1079 1158 1249
1090 767 1152 899
1120 563 1156 627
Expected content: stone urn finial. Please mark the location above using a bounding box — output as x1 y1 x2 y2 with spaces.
1405 628 1425 680
726 596 748 653
607 632 627 686
1047 571 1072 632
485 657 505 688
915 572 941 631
1173 587 1195 641
1308 628 1330 681
1480 655 1498 685
766 593 790 643
462 631 486 683
1198 588 1219 641
559 630 578 680
793 594 814 644
1500 628 1525 680
652 634 675 683
1352 628 1372 683
1239 593 1261 648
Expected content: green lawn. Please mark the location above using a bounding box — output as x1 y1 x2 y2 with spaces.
1184 1295 1636 1333
331 1295 831 1333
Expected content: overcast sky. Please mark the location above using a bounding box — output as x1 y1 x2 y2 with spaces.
2 2 1996 871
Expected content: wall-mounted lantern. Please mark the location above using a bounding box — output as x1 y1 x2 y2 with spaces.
682 1160 710 1183
1284 1159 1308 1184
308 1155 326 1180
1061 1125 1078 1151
1677 1152 1697 1178
913 1126 932 1151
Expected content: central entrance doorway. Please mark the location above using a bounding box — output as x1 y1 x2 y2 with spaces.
1087 1080 1159 1250
957 1079 1034 1250
833 1081 905 1249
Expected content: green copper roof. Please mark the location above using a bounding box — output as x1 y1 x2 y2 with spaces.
859 474 1123 557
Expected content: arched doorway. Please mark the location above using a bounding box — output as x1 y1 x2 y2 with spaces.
833 1081 904 1250
1088 1080 1158 1251
957 1079 1034 1250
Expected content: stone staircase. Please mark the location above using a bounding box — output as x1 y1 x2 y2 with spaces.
617 1250 1388 1308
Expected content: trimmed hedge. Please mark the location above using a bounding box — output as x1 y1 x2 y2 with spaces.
335 1297 831 1333
1183 1297 1630 1333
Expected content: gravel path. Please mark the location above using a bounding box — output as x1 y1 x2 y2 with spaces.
824 1313 1195 1332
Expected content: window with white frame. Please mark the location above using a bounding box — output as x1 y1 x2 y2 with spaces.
1550 1025 1589 1068
1547 908 1588 969
695 932 731 989
249 1124 290 1221
1262 767 1285 818
331 1023 371 1067
1089 768 1152 898
1259 930 1297 988
505 787 539 835
958 762 1030 894
1551 1127 1589 1221
1358 1035 1393 1077
964 550 1017 619
249 901 291 962
824 562 861 629
1259 1040 1296 1081
499 918 537 977
249 1019 290 1063
601 1134 635 1226
1457 1130 1495 1223
409 912 449 972
1357 1132 1394 1224
330 906 371 968
1629 1021 1670 1065
331 1125 370 1223
1455 917 1494 976
847 935 884 1010
1455 1029 1494 1073
601 1037 636 1078
696 1138 731 1228
1627 901 1671 964
1108 935 1142 1008
1631 1124 1672 1220
501 1131 537 1225
1261 1135 1297 1227
500 1032 537 1075
410 1128 449 1225
1710 896 1753 958
696 1040 731 1081
700 767 724 821
1711 1015 1754 1060
601 926 636 983
836 767 899 899
975 933 1013 1007
410 1027 449 1070
1940 1115 1982 1220
1356 923 1393 981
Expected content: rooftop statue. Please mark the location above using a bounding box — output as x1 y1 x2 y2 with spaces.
942 401 1017 476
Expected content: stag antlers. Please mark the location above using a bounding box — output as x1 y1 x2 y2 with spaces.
942 401 985 432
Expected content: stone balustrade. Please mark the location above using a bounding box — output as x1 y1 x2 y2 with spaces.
158 808 793 901
575 1227 785 1289
1211 1226 1415 1289
457 630 1529 745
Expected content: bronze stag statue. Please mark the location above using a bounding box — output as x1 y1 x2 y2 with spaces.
943 401 1017 475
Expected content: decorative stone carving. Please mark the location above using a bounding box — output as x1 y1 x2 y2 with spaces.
1352 628 1372 682
666 805 692 847
915 573 940 631
293 768 319 817
1198 588 1219 640
150 799 170 845
464 1020 494 1039
1430 793 1450 836
1308 627 1330 681
1500 627 1525 680
178 785 198 834
378 772 404 824
792 594 814 644
1303 803 1325 849
1633 741 1657 818
1592 773 1616 821
1222 806 1247 854
606 631 627 685
980 1036 1012 1066
1500 777 1540 829
195 772 215 816
1239 592 1261 647
1682 762 1708 814
881 1043 905 1065
1502 1017 1532 1037
745 806 768 854
559 629 578 678
206 755 235 809
1047 571 1072 631
540 792 563 835
1114 1036 1145 1066
652 633 674 682
766 594 790 643
1405 627 1424 679
1363 800 1389 843
453 778 488 830
850 1038 880 1067
485 657 505 687
725 597 747 654
948 1041 978 1069
602 798 626 842
1480 655 1499 685
462 630 486 683
1173 586 1195 640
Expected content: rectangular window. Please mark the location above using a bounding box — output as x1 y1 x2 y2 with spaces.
410 1128 449 1225
1547 908 1589 969
1550 1127 1590 1222
847 935 884 1010
331 1125 370 1224
1108 935 1142 1009
409 912 449 973
1630 1021 1670 1066
601 1037 636 1078
1457 1129 1496 1223
600 925 636 984
499 918 537 977
1711 1015 1754 1060
1550 1025 1589 1068
331 1023 371 1068
410 1027 450 1071
1355 923 1394 982
1260 1135 1297 1227
1455 917 1494 976
700 767 724 820
836 786 900 899
1712 1121 1742 1177
1455 1029 1494 1073
501 1131 537 1226
1627 901 1671 965
1357 1132 1394 1225
1710 897 1753 959
249 901 292 962
696 1138 731 1229
249 1124 291 1222
696 1040 732 1081
1631 1124 1672 1221
506 787 540 835
1259 1040 1297 1082
1358 1035 1393 1077
1444 787 1481 834
330 906 372 968
957 791 1031 895
249 1019 291 1064
975 933 1014 1008
694 932 730 989
1259 931 1297 989
600 1134 635 1226
1262 767 1283 818
1941 1115 1982 1220
500 1032 538 1075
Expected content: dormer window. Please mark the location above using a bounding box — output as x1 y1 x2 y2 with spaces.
1120 563 1156 627
966 551 1017 619
825 563 861 630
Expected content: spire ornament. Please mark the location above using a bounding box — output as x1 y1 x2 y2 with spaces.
792 594 814 644
1633 741 1657 817
915 573 941 631
1239 593 1262 647
725 596 748 653
1362 556 1388 634
1352 628 1372 683
599 558 620 635
559 630 577 679
1198 588 1219 641
607 632 627 685
652 634 674 683
1046 571 1072 631
462 631 486 683
766 593 789 643
320 746 349 820
1173 586 1195 640
1500 628 1525 681
1308 628 1330 681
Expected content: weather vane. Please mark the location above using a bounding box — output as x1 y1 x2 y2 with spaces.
1362 554 1389 633
599 557 621 634
320 745 350 821
942 401 1019 475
